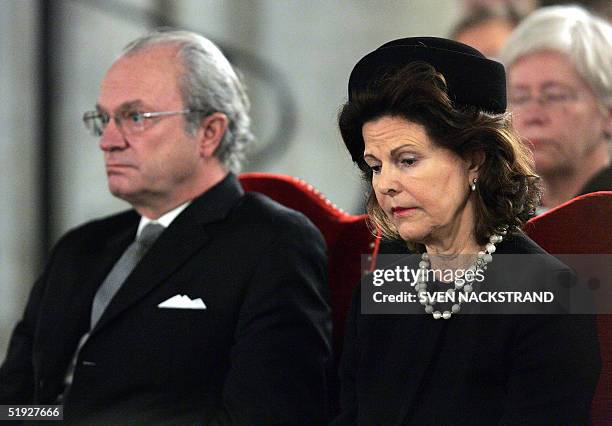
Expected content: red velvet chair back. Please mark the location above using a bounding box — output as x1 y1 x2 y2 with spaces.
524 191 612 425
239 173 377 358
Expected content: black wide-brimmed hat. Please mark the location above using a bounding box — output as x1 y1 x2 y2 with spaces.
348 36 507 114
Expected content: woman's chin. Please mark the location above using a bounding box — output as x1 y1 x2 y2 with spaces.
396 226 428 244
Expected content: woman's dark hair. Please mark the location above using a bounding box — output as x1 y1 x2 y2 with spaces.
338 61 541 248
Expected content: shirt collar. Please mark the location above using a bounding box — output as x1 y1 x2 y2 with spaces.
136 201 191 238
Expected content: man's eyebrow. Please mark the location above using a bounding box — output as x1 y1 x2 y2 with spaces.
95 100 144 112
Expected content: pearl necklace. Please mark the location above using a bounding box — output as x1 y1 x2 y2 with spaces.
416 229 506 319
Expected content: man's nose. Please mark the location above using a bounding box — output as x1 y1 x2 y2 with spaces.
98 119 128 151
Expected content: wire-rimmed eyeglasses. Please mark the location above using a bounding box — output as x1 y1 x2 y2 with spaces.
509 89 580 109
82 108 206 137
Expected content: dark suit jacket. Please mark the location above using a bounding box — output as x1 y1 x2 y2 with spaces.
0 173 332 425
334 232 601 425
579 165 612 196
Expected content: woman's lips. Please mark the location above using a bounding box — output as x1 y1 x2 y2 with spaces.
391 207 417 217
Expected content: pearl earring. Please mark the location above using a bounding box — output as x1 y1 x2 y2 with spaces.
470 178 477 191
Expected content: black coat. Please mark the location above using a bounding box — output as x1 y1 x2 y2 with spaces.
335 232 601 425
0 173 332 425
579 165 612 196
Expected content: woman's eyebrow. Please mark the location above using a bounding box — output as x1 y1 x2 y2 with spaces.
390 143 419 156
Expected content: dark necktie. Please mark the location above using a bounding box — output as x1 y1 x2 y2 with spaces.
90 222 165 328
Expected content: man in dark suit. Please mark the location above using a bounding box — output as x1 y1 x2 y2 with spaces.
0 30 332 424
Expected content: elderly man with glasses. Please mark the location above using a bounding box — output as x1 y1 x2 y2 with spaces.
500 5 612 212
0 30 331 424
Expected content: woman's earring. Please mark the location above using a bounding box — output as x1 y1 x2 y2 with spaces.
470 178 477 192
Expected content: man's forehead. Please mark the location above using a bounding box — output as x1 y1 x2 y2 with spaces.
98 45 183 109
106 45 182 79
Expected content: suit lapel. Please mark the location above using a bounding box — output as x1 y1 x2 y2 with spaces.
366 253 450 425
90 173 244 335
392 315 447 425
362 251 448 425
38 217 138 387
373 251 449 424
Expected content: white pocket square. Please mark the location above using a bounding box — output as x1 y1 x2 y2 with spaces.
158 294 207 310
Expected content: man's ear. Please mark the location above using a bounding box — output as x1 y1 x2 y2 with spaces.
197 112 229 158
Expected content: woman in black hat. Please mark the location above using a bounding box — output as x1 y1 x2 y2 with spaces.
334 37 600 425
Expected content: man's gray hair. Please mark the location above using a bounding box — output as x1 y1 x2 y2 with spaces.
499 5 612 109
121 29 253 173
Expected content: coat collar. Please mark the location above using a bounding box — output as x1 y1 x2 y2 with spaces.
166 172 244 228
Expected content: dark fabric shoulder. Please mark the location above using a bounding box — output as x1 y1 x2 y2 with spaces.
496 230 549 255
62 209 137 238
496 230 572 274
51 209 138 253
578 164 612 195
238 191 323 235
